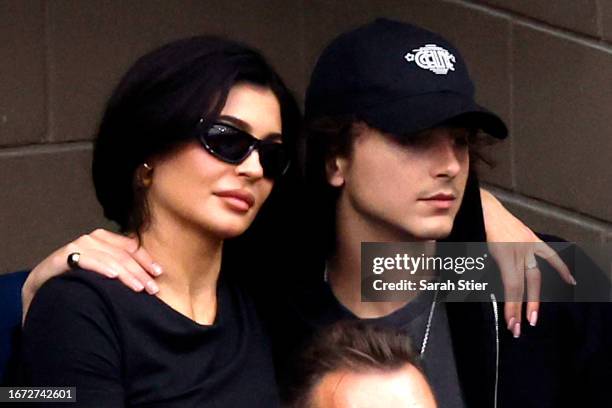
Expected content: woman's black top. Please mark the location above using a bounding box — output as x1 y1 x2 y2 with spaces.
20 268 280 408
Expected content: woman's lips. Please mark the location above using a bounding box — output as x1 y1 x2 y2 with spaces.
215 190 255 212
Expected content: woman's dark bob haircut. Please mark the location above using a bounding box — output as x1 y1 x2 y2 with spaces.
92 35 300 233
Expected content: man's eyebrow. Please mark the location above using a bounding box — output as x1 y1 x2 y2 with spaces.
217 115 283 141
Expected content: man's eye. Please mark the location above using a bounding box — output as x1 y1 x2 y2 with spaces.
395 131 431 147
454 135 469 146
451 129 474 147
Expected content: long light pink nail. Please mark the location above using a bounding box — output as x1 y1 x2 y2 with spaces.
507 317 516 331
152 263 163 276
132 279 145 291
145 281 159 294
529 310 538 327
513 322 521 338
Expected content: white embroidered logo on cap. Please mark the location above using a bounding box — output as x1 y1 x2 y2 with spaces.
404 44 456 75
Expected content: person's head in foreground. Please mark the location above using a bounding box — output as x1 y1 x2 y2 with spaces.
93 35 300 241
286 321 437 408
303 18 507 252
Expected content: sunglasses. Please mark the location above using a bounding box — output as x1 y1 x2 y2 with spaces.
197 120 290 179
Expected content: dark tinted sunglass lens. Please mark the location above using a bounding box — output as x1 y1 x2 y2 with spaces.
259 143 289 178
204 124 253 162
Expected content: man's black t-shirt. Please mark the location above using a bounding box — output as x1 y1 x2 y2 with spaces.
271 277 466 407
20 269 280 408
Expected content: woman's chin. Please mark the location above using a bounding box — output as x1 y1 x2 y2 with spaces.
209 219 253 240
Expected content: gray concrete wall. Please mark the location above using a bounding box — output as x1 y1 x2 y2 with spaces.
2 0 611 273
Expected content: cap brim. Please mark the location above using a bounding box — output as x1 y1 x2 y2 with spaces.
360 92 508 139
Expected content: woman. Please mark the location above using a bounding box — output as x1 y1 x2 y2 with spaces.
20 35 300 407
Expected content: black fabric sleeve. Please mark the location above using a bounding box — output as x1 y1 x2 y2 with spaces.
20 274 125 407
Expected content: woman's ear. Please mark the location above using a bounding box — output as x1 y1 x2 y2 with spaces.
136 162 154 188
325 155 348 187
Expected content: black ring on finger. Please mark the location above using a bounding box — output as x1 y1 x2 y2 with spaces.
67 252 81 269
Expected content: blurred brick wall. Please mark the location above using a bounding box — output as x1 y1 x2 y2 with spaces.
1 0 611 273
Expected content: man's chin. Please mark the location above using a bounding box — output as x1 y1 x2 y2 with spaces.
414 222 454 241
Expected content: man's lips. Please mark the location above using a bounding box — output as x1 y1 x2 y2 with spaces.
420 193 456 201
419 192 457 209
214 189 255 211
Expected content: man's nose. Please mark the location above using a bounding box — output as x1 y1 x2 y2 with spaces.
431 134 463 178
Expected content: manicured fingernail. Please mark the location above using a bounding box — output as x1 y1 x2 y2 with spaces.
145 281 159 294
529 310 538 327
152 263 163 276
513 322 521 338
132 279 145 291
107 269 119 278
570 276 577 286
507 317 516 331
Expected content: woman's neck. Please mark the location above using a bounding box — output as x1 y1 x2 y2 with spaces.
139 212 223 325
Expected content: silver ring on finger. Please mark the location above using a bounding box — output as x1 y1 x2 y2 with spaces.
525 254 538 270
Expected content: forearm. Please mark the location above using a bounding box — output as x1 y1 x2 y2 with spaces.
479 187 505 239
22 229 160 323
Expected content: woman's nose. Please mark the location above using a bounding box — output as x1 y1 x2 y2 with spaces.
236 150 265 179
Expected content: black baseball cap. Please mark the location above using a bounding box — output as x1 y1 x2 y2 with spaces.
305 18 508 139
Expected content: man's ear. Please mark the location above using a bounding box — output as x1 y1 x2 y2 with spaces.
325 155 348 187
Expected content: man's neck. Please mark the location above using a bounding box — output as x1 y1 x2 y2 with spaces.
327 195 435 318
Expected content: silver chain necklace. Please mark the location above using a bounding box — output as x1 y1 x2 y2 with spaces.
323 265 437 357
420 290 438 357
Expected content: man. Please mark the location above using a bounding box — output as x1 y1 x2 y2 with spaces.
286 321 436 408
268 18 611 408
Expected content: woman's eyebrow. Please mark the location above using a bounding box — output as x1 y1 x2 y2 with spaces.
218 115 283 141
217 115 252 132
265 133 283 142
